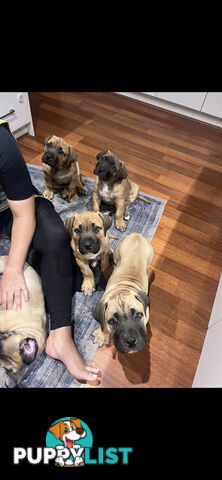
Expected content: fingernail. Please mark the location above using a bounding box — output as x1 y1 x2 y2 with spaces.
93 374 98 378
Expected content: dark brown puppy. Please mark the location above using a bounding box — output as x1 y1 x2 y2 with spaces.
42 135 87 202
92 150 150 231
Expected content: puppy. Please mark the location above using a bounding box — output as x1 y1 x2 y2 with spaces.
42 135 87 202
92 233 154 353
92 150 150 231
64 211 112 296
0 256 47 387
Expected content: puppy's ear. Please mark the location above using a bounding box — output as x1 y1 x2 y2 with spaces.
98 212 112 236
115 162 128 182
71 418 82 429
64 216 75 238
49 421 62 439
93 301 108 331
135 291 150 313
96 150 108 160
67 146 78 167
43 136 52 146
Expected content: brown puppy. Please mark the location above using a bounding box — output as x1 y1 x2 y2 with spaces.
64 211 112 296
0 256 47 387
92 150 150 231
92 233 154 353
42 135 87 202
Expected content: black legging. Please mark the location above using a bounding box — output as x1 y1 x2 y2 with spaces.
5 197 83 330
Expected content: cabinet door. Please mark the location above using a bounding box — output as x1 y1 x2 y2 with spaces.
156 92 207 111
0 92 32 133
201 92 222 118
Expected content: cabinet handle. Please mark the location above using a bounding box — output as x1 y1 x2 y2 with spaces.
0 108 15 120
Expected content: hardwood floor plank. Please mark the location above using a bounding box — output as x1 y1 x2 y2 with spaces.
152 236 221 282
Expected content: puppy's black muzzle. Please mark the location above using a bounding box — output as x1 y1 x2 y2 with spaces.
93 162 115 181
113 323 146 354
42 150 59 169
79 234 100 255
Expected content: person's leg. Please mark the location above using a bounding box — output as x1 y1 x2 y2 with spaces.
6 197 101 382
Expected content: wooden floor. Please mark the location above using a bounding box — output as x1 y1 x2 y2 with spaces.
18 92 222 388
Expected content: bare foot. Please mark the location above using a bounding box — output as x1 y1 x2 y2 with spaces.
45 326 101 384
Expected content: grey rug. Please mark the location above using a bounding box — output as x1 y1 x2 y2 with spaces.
0 164 166 388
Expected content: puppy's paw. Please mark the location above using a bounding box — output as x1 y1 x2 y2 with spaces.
43 189 54 200
81 279 96 296
69 193 79 202
61 189 69 200
93 326 110 347
116 219 126 231
80 186 88 195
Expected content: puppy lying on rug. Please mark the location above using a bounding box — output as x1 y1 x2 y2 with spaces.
42 135 87 202
92 233 154 353
0 256 47 388
92 150 150 231
64 211 113 296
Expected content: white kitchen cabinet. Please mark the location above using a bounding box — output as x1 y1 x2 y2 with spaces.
192 274 222 388
116 93 222 128
0 92 34 138
156 92 207 111
192 317 222 387
201 92 222 118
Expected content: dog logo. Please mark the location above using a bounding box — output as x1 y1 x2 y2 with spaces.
13 417 132 467
46 417 93 467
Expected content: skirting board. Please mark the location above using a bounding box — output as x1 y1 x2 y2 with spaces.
13 123 35 139
116 92 222 129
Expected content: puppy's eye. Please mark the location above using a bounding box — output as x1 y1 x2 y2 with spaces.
64 427 69 433
71 425 75 431
94 226 102 233
130 308 143 320
58 147 64 155
108 316 119 326
74 228 81 234
46 142 52 148
135 312 143 321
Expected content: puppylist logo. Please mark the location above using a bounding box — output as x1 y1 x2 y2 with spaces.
13 417 133 467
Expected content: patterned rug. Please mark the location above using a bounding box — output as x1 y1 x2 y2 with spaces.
0 165 166 388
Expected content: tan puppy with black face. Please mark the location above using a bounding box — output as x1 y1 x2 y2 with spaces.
93 150 150 231
64 211 112 296
42 135 87 202
0 256 47 387
92 233 154 354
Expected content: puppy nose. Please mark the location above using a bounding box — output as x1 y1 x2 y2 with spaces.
83 239 92 250
76 428 84 435
125 332 137 348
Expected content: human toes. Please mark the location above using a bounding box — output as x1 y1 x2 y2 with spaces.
86 363 102 377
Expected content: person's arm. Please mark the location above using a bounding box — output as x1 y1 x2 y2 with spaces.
0 196 36 310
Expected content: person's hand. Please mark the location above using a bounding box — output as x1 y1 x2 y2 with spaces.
0 268 29 310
